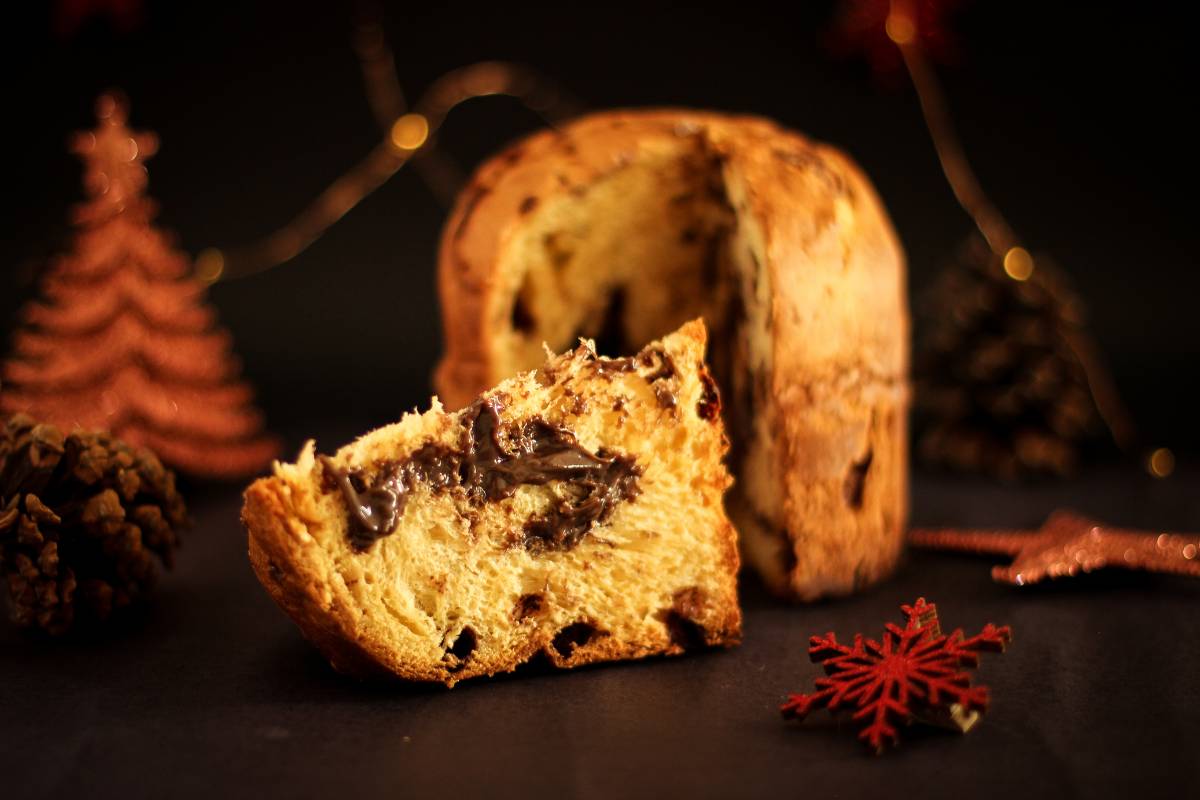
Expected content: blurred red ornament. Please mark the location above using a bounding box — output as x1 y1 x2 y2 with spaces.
829 0 964 78
0 93 279 479
53 0 144 39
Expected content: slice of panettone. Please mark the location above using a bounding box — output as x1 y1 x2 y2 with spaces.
242 319 740 685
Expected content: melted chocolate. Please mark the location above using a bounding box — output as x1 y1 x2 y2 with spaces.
514 593 545 620
318 444 459 551
590 346 677 383
654 384 678 410
321 398 641 552
659 587 708 650
697 370 721 421
590 356 637 377
521 441 641 551
640 347 677 383
589 344 679 412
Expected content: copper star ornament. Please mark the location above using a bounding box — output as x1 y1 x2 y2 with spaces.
909 510 1200 586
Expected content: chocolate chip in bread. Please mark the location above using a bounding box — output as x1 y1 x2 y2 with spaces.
435 109 910 600
243 320 741 685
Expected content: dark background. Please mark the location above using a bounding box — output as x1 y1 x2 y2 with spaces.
2 3 1199 798
2 0 1197 451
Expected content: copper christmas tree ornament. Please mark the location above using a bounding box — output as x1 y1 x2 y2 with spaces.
910 510 1200 586
0 93 279 479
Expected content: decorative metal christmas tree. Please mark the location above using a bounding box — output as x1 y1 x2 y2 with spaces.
0 93 278 479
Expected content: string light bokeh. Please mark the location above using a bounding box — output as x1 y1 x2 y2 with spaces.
876 0 1173 477
191 1 1171 479
194 36 580 286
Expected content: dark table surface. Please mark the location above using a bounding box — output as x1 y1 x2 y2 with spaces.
3 3 1199 797
3 451 1198 799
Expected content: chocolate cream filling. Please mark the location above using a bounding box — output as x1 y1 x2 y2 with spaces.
321 398 642 552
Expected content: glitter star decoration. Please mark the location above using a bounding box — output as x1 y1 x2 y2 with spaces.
910 510 1200 585
781 598 1011 754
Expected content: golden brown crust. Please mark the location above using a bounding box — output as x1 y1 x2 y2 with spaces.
244 478 420 681
435 109 906 402
434 108 909 601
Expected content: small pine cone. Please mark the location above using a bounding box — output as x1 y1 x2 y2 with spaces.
0 413 187 634
915 237 1109 480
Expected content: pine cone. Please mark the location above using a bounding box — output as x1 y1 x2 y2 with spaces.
915 237 1107 480
0 413 187 634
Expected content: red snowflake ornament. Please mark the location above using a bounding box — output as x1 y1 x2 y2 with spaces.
781 598 1011 754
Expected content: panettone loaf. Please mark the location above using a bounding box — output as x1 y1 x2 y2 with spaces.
243 320 740 685
434 109 909 600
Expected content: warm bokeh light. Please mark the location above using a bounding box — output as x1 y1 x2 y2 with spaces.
96 92 117 119
885 11 916 45
201 62 574 282
390 113 430 151
1148 447 1175 478
1003 247 1034 281
195 248 225 283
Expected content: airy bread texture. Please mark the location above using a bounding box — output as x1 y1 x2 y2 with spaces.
434 109 910 600
243 320 740 685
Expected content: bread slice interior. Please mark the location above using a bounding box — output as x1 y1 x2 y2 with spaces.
476 135 781 591
243 320 741 685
